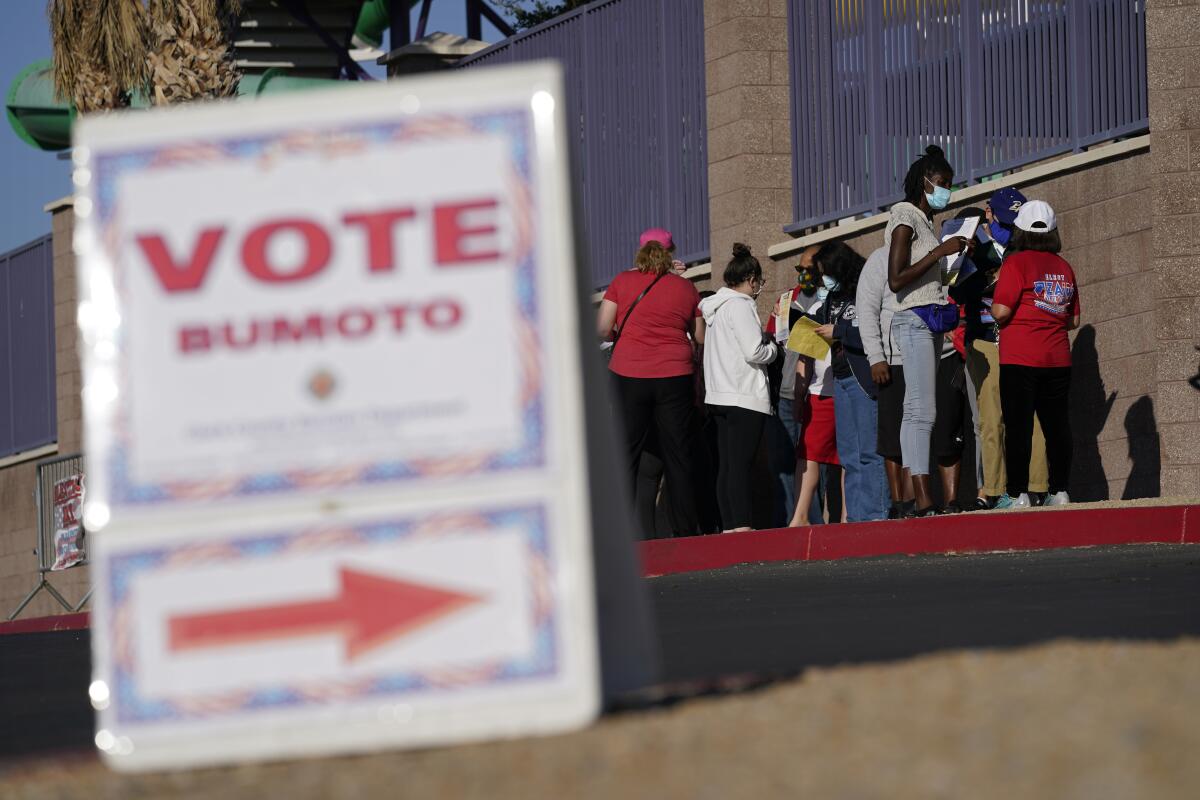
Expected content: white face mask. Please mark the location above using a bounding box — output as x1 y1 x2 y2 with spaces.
816 286 830 301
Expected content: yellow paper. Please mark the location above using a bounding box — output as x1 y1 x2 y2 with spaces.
786 316 830 359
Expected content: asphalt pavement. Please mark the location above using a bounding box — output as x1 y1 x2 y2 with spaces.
3 543 1198 759
650 543 1200 681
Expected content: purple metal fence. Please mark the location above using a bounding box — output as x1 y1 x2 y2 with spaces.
458 0 709 287
0 234 57 458
787 0 1149 233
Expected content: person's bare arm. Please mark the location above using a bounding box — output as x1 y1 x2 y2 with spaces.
689 314 706 346
991 302 1014 326
792 356 813 421
888 225 964 293
597 298 618 339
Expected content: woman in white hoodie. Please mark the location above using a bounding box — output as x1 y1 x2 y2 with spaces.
699 243 779 532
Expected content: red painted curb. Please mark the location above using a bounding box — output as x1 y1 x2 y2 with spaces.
0 611 90 636
3 507 1195 631
640 504 1200 578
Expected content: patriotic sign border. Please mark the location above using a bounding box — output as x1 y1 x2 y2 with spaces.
90 109 547 507
105 504 558 726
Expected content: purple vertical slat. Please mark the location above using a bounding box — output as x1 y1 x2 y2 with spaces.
1100 0 1109 131
1036 6 1048 154
1090 0 1101 136
788 0 806 222
0 248 13 456
818 1 835 215
835 0 843 204
1137 0 1148 120
866 0 884 207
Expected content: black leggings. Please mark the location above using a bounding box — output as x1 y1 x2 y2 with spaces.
999 364 1072 495
613 374 697 537
708 403 767 529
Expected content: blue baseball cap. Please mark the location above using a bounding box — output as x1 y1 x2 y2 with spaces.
988 187 1027 225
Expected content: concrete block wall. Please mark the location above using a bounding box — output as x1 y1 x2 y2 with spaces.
704 0 793 305
1147 0 1200 498
0 204 89 620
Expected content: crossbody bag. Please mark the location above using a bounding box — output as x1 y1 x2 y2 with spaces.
609 271 667 353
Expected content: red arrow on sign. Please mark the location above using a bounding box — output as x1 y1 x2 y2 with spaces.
167 567 482 661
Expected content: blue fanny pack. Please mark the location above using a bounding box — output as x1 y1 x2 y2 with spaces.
911 302 959 334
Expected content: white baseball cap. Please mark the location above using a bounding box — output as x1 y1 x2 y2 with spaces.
1014 199 1057 232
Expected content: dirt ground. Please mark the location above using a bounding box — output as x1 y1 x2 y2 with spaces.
3 636 1198 799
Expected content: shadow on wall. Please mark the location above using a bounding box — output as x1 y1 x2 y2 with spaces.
1069 325 1161 502
1122 396 1161 500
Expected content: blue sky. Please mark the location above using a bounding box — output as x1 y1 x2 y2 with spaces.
0 0 507 254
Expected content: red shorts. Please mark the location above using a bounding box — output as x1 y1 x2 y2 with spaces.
797 393 840 465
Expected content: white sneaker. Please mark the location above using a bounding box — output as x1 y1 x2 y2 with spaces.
994 493 1031 509
1044 491 1070 507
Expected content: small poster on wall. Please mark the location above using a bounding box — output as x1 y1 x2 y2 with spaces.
51 473 86 571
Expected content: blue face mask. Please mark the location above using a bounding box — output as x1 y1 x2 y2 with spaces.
988 220 1012 247
822 274 841 293
816 286 829 301
924 177 951 211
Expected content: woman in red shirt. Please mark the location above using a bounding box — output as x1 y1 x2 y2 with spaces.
597 229 704 537
991 201 1080 508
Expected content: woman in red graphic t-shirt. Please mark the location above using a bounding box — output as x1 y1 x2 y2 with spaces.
597 230 704 537
990 200 1080 509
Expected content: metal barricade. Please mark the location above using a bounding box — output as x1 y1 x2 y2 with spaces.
7 452 92 620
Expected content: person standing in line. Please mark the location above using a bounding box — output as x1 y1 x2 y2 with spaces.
857 238 915 518
931 325 969 512
959 189 1051 508
991 201 1080 508
813 241 890 522
765 245 824 527
598 229 703 537
885 145 971 517
700 243 778 532
788 286 844 527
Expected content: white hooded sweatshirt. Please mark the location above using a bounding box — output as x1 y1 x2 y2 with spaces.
700 287 778 414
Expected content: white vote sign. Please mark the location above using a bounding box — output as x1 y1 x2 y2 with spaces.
74 63 599 771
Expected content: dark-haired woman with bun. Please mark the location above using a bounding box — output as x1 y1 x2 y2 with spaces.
885 144 971 517
699 243 778 532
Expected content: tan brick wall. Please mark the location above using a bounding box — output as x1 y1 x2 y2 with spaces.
1147 0 1200 498
703 0 792 307
771 149 1161 502
0 205 90 620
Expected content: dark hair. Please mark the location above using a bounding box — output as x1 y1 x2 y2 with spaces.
1007 227 1062 255
955 206 985 220
902 145 954 205
813 241 865 299
723 242 763 287
634 241 673 275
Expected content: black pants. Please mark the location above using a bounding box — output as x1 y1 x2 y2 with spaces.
999 364 1072 495
932 355 966 462
707 403 767 529
613 374 697 537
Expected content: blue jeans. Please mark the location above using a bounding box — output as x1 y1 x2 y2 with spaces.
766 400 798 528
834 375 890 522
890 309 938 477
